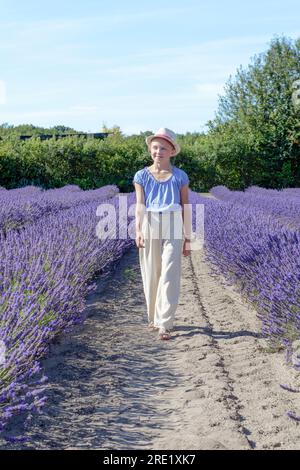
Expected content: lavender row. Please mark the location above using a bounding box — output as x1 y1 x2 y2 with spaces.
0 184 119 234
0 192 135 437
189 191 300 348
245 186 300 199
189 191 300 420
210 185 300 227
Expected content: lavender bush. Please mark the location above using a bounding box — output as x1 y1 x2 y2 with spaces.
191 188 300 421
0 184 119 234
0 187 135 436
210 185 300 229
190 188 300 350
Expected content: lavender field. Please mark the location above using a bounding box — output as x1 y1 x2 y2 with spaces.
202 186 300 355
1 183 300 444
0 184 135 440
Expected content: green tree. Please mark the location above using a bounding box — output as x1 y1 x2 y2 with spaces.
100 122 124 137
207 35 300 189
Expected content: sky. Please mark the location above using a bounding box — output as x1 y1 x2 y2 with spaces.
0 0 299 136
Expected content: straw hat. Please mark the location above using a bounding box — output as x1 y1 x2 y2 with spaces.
145 127 180 156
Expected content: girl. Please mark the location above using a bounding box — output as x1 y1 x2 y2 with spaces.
133 128 191 341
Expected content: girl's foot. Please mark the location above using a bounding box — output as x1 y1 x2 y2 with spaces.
148 322 159 331
158 328 171 340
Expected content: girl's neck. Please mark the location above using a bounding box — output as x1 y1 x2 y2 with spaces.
151 160 173 172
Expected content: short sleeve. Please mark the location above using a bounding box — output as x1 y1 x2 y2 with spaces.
180 170 189 188
133 169 144 187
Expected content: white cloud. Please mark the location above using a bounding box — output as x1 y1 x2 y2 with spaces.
3 27 300 134
84 33 285 84
2 89 215 123
0 7 191 38
194 83 225 97
69 105 99 113
0 81 6 104
3 108 89 119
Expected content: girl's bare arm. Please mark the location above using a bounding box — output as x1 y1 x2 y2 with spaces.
134 182 146 233
180 184 192 240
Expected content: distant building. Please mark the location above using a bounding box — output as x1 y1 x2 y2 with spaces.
0 132 111 141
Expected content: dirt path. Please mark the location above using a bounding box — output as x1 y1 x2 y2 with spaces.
151 249 300 450
1 244 300 450
199 192 217 199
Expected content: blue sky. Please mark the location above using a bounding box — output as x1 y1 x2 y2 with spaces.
0 0 299 136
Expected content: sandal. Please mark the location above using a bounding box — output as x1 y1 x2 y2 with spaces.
158 328 171 340
148 322 159 331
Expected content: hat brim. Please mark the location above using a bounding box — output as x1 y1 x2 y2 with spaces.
146 135 180 156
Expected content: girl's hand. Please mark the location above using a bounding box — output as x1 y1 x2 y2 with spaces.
182 239 191 257
135 230 145 248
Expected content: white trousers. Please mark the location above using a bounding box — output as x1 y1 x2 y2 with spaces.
139 210 184 331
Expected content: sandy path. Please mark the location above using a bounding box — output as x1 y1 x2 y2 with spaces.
1 244 300 450
199 192 217 199
151 250 300 450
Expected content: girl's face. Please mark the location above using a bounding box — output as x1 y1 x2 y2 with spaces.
149 138 175 161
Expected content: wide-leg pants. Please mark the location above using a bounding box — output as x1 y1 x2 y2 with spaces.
139 210 184 331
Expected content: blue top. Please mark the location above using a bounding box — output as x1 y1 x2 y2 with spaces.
133 165 189 212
